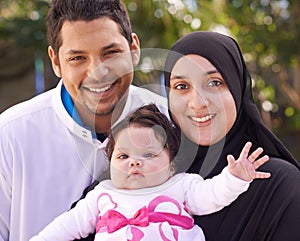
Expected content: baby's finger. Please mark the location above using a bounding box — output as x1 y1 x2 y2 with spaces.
254 171 271 179
248 147 264 162
239 142 252 159
227 154 236 168
253 155 269 169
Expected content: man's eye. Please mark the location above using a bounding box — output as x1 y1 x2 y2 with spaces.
104 49 121 57
174 83 188 90
69 56 86 61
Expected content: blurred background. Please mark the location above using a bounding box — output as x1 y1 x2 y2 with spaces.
0 0 299 160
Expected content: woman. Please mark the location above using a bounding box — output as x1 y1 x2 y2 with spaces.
164 31 300 241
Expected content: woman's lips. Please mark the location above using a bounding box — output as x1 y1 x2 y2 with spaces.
190 114 215 123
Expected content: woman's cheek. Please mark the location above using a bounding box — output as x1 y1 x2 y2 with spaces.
169 92 186 116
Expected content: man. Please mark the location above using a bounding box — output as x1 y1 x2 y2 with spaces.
0 1 167 240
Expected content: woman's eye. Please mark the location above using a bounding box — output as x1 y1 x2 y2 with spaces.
208 79 222 87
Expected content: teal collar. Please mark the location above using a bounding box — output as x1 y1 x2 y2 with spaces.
61 85 97 138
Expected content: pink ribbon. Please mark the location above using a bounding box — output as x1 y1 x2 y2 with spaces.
96 205 194 234
97 206 149 233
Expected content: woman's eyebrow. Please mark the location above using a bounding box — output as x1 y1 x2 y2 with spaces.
207 70 219 75
170 70 219 80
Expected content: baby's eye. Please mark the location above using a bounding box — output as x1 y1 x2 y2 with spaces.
143 153 156 159
118 154 129 159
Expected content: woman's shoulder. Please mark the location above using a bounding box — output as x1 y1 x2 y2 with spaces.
258 157 300 193
262 157 299 174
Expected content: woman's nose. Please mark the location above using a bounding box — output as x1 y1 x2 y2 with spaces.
188 89 209 109
128 158 142 167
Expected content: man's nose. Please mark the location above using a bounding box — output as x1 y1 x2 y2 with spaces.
88 58 109 80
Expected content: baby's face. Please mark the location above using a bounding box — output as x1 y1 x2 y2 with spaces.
110 126 174 189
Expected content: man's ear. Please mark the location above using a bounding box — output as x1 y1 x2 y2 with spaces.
48 46 62 78
131 33 140 67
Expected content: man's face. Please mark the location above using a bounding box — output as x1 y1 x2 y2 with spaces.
48 17 140 123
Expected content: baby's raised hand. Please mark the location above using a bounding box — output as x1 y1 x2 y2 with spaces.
227 142 271 181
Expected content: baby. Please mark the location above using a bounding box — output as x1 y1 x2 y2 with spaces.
30 104 270 241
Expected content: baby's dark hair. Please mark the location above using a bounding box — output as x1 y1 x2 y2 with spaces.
106 104 180 162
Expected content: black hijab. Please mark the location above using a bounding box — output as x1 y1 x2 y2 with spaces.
164 31 298 177
164 31 300 241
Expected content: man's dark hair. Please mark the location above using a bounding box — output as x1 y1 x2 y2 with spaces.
106 104 180 162
46 0 133 55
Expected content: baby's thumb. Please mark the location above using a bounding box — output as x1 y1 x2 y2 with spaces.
227 154 235 168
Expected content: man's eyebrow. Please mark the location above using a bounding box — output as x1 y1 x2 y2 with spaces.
102 43 120 51
65 49 86 55
64 43 121 55
170 74 185 80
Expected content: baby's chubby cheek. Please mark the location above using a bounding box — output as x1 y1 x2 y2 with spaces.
110 165 128 189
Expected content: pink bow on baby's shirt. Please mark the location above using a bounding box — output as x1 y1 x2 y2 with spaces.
97 206 149 233
96 205 194 234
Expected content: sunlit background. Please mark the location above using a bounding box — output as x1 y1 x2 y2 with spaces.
0 0 299 160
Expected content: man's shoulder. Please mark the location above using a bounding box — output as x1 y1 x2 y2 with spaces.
0 88 56 126
129 85 167 106
130 85 166 99
128 85 168 116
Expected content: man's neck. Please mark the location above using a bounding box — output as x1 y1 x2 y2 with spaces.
74 103 112 134
61 84 128 134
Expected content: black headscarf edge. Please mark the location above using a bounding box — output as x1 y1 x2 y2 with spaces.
164 31 299 169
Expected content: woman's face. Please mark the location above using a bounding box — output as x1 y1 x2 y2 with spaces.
169 54 237 146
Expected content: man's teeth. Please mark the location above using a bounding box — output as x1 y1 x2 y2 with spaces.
191 115 214 122
88 85 111 93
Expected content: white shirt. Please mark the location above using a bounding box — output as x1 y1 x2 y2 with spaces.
0 80 168 241
30 169 249 241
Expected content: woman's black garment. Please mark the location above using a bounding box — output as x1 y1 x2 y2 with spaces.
71 180 98 241
164 31 300 241
73 31 300 241
196 158 299 241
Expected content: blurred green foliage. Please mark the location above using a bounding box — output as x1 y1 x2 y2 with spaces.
0 0 299 158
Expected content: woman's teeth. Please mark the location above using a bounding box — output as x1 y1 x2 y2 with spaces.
191 114 214 122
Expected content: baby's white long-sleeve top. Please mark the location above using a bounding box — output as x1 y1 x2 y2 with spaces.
30 167 250 241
